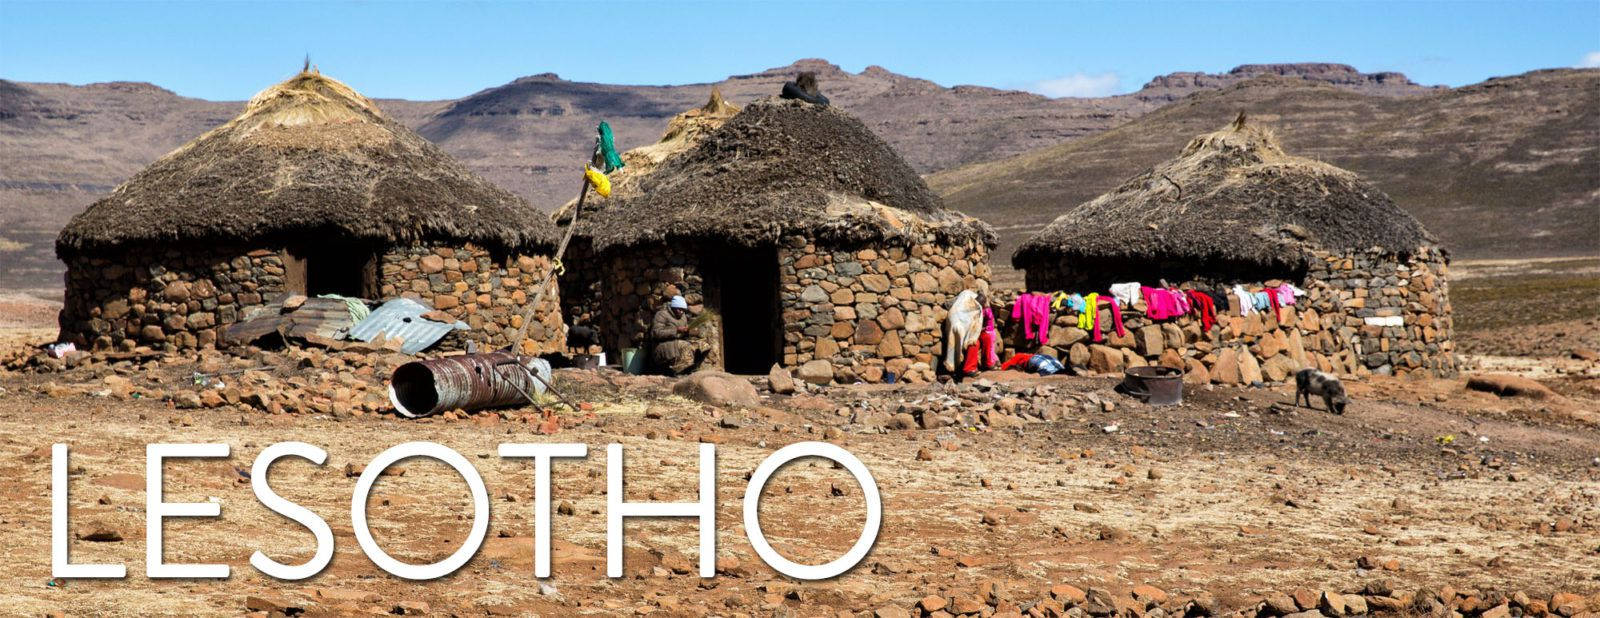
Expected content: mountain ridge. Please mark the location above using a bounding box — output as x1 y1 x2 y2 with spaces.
929 68 1600 283
2 60 1584 289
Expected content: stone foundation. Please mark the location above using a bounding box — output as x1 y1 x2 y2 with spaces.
1006 247 1456 381
59 246 286 351
60 242 565 355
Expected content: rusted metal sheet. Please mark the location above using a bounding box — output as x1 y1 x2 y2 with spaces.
225 296 355 345
348 298 467 355
387 352 552 417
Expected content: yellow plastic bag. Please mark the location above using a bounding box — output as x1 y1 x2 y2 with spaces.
584 166 611 198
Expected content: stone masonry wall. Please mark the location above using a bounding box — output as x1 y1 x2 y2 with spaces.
1005 247 1456 382
60 246 285 351
780 234 993 385
380 244 564 355
591 234 994 384
593 242 715 365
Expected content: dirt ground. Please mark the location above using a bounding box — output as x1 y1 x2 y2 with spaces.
1 316 1598 616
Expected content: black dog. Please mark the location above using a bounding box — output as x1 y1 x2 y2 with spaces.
1294 368 1348 414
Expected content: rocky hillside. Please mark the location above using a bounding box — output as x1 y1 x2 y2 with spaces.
0 60 1561 289
930 69 1600 280
1133 62 1440 103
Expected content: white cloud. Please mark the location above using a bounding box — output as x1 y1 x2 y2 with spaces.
1579 51 1600 68
1028 72 1122 98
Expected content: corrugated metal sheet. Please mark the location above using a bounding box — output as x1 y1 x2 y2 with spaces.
224 296 356 345
348 298 468 354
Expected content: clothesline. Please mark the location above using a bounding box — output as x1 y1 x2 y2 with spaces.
1003 280 1308 340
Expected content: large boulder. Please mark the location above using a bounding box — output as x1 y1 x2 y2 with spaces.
1088 345 1124 374
1212 347 1241 384
798 360 835 385
672 371 761 408
1239 351 1264 384
767 364 797 395
1136 325 1165 357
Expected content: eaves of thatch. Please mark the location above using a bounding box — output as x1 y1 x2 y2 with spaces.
57 69 557 257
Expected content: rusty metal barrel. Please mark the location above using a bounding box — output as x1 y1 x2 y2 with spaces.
1120 365 1184 406
387 352 551 418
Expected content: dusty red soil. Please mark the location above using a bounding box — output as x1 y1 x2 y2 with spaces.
1 321 1597 616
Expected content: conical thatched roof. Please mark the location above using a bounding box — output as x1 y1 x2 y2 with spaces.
1012 114 1436 271
583 96 995 251
57 69 556 256
554 88 741 226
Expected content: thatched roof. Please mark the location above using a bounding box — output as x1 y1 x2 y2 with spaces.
554 88 741 226
1012 114 1436 271
57 68 556 256
582 96 995 251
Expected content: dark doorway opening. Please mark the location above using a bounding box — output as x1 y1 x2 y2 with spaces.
284 246 378 298
710 245 780 375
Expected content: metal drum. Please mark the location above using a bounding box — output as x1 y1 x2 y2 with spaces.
388 352 551 418
1121 366 1183 406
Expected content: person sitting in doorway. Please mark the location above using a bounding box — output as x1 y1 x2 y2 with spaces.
650 295 710 376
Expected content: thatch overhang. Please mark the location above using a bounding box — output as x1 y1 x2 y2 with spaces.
57 69 557 258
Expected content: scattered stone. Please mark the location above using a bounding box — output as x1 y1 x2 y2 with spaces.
76 522 123 542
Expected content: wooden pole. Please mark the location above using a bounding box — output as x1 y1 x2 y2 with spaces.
503 174 591 353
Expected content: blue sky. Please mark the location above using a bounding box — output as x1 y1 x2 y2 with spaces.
1 1 1596 101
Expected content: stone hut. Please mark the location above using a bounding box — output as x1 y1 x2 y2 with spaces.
54 68 565 354
1010 115 1456 379
575 96 997 384
554 89 741 351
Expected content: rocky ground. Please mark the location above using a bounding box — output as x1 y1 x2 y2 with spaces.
1 318 1598 616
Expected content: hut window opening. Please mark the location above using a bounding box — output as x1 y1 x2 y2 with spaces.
284 246 379 298
709 244 781 375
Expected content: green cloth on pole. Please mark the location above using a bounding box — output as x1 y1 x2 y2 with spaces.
596 121 624 173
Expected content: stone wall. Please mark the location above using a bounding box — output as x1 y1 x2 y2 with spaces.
59 246 285 351
590 233 994 384
1004 247 1456 381
380 244 564 355
779 234 993 384
592 241 715 365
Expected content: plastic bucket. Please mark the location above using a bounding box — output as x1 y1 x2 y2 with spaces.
1121 365 1183 406
621 347 645 375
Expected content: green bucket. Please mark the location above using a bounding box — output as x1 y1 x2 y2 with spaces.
621 347 645 375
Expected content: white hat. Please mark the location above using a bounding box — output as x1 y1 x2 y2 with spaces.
669 295 688 309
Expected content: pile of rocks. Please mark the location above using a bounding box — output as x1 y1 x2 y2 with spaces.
17 346 400 417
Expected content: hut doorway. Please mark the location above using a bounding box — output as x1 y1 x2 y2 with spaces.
710 245 780 374
283 246 379 298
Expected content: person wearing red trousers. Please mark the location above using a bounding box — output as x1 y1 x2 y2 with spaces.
960 303 998 376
